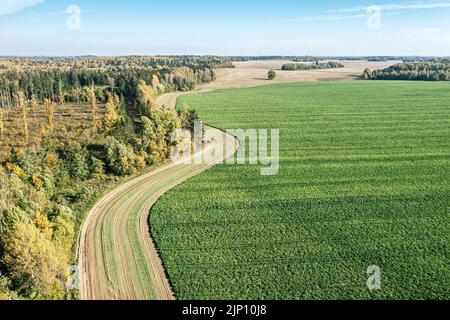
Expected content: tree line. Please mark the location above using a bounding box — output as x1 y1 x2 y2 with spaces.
0 56 233 113
363 60 450 81
281 61 345 71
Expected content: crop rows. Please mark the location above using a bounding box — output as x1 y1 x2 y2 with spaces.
150 81 450 300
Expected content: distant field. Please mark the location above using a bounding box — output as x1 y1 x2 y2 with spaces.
207 60 399 90
150 81 450 300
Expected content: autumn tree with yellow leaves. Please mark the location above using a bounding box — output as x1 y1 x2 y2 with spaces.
1 222 67 298
15 91 29 144
151 74 160 90
44 99 55 134
137 80 157 115
103 94 121 133
29 96 38 125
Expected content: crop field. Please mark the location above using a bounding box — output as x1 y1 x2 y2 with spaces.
150 81 450 300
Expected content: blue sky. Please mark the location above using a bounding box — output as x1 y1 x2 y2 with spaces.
0 0 449 56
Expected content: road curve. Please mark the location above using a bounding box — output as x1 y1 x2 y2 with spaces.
78 70 253 300
78 123 238 300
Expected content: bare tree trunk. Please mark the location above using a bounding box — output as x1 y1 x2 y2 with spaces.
19 92 29 145
0 108 5 140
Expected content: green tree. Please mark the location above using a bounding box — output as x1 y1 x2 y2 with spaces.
0 206 32 235
51 205 75 257
89 156 105 178
362 68 372 80
105 137 138 176
178 103 199 134
268 70 277 80
59 141 89 180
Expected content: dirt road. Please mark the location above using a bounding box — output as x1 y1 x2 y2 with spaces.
79 125 238 300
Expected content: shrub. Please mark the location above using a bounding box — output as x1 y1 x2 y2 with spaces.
89 157 105 178
268 70 277 80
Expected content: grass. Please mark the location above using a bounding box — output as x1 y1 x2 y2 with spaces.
150 81 450 300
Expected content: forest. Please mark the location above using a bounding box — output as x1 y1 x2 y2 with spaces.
0 56 228 300
0 56 233 110
281 61 345 71
364 60 450 81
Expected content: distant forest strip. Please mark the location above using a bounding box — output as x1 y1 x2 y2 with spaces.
292 56 398 62
281 61 344 71
364 60 450 81
228 56 449 62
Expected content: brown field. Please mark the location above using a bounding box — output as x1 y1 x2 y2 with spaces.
157 59 400 110
205 60 400 90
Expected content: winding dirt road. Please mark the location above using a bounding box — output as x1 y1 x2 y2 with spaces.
79 124 238 300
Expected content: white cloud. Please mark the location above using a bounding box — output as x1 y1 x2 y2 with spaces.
0 0 44 17
328 1 450 13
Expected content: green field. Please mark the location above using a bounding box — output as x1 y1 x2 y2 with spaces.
150 81 450 300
